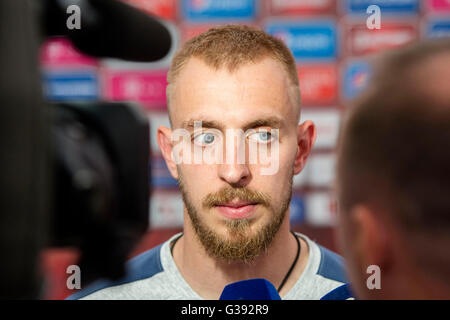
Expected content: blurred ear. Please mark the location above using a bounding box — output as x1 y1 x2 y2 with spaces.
293 120 316 175
156 126 179 180
350 205 391 272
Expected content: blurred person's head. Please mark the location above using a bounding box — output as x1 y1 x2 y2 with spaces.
337 40 450 299
157 25 315 263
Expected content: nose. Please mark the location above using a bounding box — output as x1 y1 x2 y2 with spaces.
218 134 251 187
218 162 251 187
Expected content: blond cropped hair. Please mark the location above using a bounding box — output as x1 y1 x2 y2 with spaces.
166 24 301 121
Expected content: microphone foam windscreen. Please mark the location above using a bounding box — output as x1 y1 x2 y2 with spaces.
220 279 281 300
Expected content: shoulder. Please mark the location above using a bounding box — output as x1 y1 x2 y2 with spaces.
296 232 347 284
316 243 348 283
314 245 355 300
66 243 165 300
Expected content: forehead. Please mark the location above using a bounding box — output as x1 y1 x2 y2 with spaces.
170 57 297 128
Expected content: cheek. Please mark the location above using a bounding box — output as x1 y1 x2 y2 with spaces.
282 135 301 170
275 148 296 187
252 161 293 204
179 164 217 199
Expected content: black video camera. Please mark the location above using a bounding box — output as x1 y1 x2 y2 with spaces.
51 102 150 285
0 0 172 298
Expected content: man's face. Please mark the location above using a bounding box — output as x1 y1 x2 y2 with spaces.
165 57 311 262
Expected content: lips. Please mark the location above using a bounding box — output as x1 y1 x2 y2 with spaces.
216 201 257 208
214 201 258 219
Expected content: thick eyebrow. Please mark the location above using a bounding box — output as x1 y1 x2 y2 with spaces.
242 117 284 132
182 119 225 131
182 116 285 132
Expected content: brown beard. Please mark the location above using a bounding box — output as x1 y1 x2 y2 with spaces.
177 172 293 264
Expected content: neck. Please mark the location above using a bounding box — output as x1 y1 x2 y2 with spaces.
172 209 308 299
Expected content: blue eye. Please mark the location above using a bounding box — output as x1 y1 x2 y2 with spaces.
249 130 274 143
193 132 216 146
258 131 271 141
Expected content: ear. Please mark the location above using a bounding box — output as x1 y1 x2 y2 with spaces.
350 205 391 272
293 120 316 175
156 125 179 180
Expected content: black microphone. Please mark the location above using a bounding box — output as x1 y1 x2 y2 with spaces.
43 0 172 62
220 279 281 300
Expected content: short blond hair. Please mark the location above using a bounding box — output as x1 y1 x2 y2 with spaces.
166 24 301 121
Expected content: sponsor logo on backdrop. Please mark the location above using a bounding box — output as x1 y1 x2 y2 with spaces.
181 0 257 22
427 0 450 13
301 108 341 150
344 0 420 15
426 19 450 38
342 60 372 100
191 0 211 10
102 69 168 108
121 0 177 20
40 38 97 67
346 21 418 56
297 64 338 105
266 20 337 61
269 0 336 15
43 70 98 101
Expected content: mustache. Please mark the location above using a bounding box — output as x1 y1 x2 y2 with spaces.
202 187 271 209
